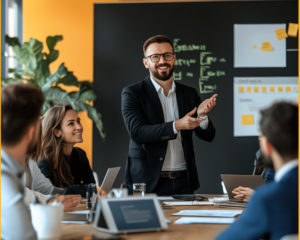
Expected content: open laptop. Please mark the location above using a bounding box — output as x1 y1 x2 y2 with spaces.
221 174 265 203
100 167 121 193
62 167 121 224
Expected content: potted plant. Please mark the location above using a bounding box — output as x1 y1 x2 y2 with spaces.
2 35 105 140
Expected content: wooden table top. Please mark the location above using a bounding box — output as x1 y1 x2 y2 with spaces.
62 194 243 240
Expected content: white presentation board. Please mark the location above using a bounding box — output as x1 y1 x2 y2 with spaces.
234 24 286 68
234 77 298 137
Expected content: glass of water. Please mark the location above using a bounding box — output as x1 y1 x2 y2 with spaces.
133 183 146 197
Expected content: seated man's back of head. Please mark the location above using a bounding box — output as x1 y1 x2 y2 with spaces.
1 83 44 240
217 102 298 240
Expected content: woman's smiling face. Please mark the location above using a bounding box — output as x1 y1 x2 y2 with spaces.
57 109 83 144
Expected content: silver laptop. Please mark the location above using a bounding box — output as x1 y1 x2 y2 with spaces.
62 167 121 223
100 167 121 193
62 210 93 224
221 174 265 202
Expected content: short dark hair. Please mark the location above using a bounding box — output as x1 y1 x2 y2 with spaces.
260 102 298 161
143 35 174 57
1 83 44 146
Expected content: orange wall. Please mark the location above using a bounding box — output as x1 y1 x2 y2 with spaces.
23 0 119 164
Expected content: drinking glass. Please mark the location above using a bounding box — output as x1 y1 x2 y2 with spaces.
133 183 146 197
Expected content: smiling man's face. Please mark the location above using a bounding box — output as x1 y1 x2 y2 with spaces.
143 42 176 81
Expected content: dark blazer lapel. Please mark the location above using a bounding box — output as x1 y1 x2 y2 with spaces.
144 75 164 122
175 82 185 119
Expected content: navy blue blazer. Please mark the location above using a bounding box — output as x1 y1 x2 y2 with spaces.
216 166 298 240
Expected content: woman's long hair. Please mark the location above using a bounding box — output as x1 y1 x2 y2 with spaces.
39 104 74 187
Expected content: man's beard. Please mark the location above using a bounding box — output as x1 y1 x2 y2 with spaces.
150 63 174 81
261 152 274 169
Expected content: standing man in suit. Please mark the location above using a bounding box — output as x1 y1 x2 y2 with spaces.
121 35 217 195
217 102 298 240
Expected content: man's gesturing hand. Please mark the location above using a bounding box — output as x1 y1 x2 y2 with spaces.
197 94 218 117
175 107 203 131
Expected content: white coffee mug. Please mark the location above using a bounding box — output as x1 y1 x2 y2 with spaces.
30 204 64 239
111 188 128 198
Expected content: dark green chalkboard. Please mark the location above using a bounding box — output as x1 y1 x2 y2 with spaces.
93 1 298 193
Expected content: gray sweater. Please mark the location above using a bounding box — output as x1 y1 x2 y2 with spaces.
23 160 63 204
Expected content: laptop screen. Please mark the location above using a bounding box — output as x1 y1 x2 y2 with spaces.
107 199 161 231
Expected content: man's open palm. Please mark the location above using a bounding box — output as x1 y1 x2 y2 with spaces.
197 94 218 116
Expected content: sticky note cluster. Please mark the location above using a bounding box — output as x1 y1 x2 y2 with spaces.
261 42 273 51
238 86 294 93
274 23 298 40
257 23 298 53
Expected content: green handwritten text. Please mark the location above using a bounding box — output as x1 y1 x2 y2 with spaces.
173 39 205 53
173 72 182 80
175 59 197 67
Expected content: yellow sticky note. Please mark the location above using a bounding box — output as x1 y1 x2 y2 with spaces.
275 28 288 40
278 86 283 92
270 86 275 92
239 87 244 92
241 115 254 125
261 42 273 51
286 86 291 92
262 87 267 92
247 87 251 92
254 87 259 92
288 23 298 37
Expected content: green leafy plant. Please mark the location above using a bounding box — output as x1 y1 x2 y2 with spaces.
2 35 105 140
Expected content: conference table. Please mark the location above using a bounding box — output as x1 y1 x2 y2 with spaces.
62 194 243 240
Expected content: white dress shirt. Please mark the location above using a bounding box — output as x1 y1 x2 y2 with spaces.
150 77 209 171
274 159 298 182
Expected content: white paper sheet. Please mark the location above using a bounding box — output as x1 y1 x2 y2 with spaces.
208 197 229 203
173 210 243 217
175 217 236 225
157 197 174 201
164 201 213 206
68 210 90 214
234 24 286 68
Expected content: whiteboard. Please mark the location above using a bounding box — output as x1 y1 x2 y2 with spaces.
234 77 298 137
234 24 286 68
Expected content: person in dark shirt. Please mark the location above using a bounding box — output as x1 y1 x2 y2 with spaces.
38 105 95 188
253 149 275 183
232 149 275 201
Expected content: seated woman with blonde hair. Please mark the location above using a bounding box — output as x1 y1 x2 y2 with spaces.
38 105 96 195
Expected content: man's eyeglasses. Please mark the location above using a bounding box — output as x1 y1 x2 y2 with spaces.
144 53 175 63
